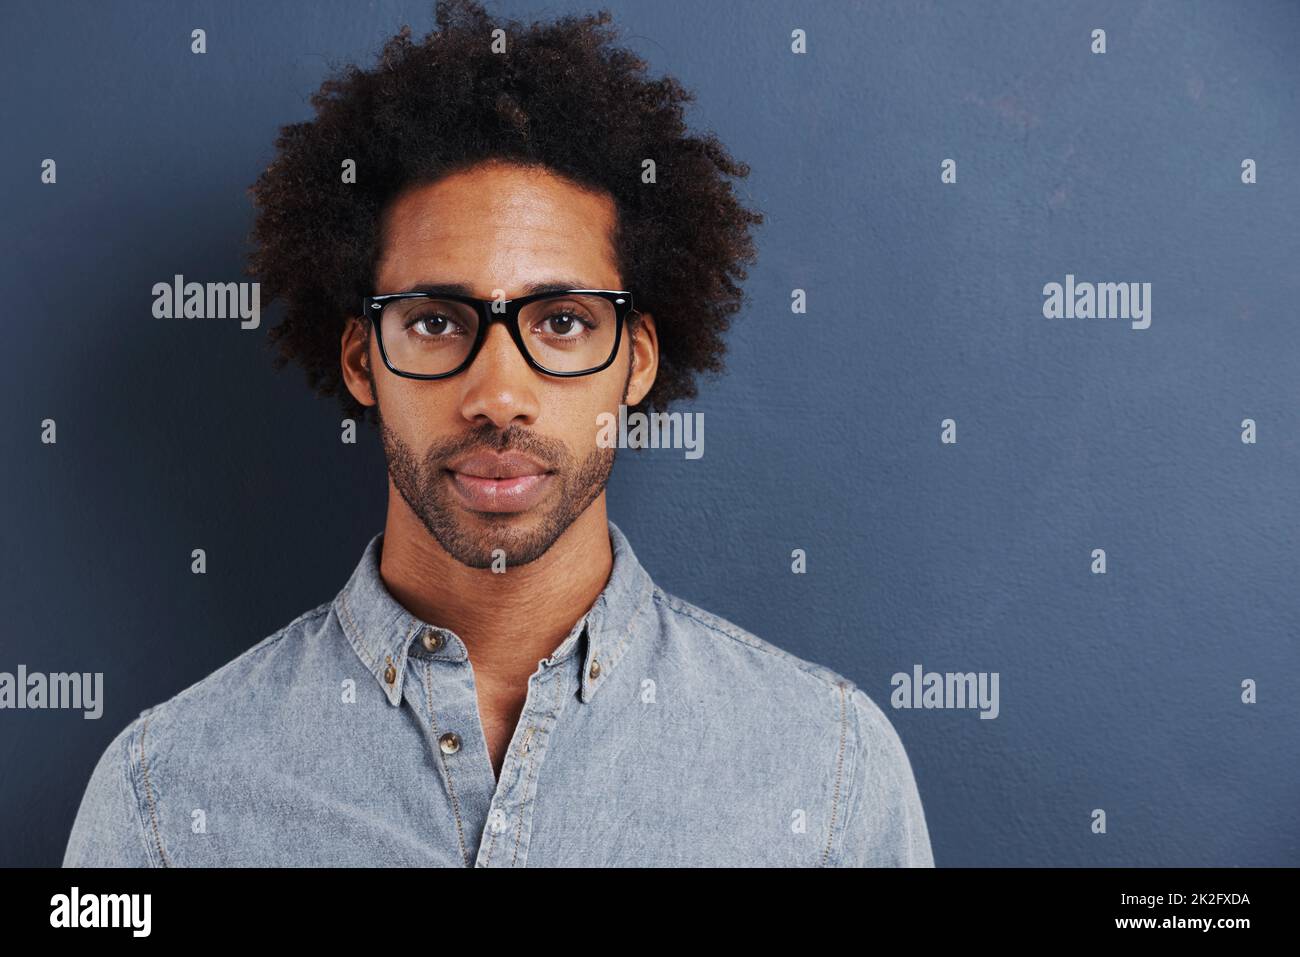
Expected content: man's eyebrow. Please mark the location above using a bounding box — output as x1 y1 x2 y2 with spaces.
401 279 599 297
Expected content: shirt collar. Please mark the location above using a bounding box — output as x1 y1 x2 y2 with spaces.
333 518 654 708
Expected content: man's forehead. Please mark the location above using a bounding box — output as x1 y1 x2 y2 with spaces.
377 168 621 292
375 233 622 292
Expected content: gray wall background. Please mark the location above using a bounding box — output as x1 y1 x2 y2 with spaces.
2 0 1297 866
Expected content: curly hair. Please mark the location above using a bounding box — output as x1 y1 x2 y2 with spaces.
247 0 763 427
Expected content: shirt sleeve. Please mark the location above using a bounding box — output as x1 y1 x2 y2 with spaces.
834 685 935 867
63 715 158 868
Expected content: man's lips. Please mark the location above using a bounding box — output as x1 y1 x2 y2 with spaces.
444 468 554 513
446 449 552 479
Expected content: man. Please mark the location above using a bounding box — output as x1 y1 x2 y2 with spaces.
64 0 933 867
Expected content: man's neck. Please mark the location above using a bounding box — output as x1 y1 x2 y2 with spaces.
377 486 615 691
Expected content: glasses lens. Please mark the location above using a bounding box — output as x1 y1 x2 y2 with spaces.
518 293 621 373
379 298 480 375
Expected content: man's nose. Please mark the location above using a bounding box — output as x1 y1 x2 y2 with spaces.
456 322 542 429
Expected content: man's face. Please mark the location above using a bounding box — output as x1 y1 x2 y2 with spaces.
344 161 656 569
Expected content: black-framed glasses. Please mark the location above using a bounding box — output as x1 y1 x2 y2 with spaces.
362 289 638 379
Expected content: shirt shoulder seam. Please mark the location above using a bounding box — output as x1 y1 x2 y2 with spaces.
133 713 171 867
826 684 871 866
107 715 161 868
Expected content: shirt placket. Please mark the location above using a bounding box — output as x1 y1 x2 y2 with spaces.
474 653 573 868
403 626 575 868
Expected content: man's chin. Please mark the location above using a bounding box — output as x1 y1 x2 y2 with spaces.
454 502 549 527
422 498 568 568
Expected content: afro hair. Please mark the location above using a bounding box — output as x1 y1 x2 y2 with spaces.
247 0 763 427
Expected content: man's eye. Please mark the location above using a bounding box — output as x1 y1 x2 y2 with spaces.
537 313 590 337
406 314 463 337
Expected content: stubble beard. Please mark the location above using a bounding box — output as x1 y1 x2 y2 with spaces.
369 359 628 569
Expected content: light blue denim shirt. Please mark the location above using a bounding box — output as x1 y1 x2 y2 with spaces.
64 520 934 867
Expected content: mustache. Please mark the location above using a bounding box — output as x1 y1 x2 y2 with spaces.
427 423 564 471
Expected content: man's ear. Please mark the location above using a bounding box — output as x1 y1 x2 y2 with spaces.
624 311 658 407
340 316 378 407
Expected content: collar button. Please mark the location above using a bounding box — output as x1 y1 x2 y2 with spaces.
421 628 445 653
588 658 601 680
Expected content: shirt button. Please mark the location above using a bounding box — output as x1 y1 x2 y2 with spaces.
421 628 444 653
439 732 461 755
383 664 397 684
588 658 601 680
